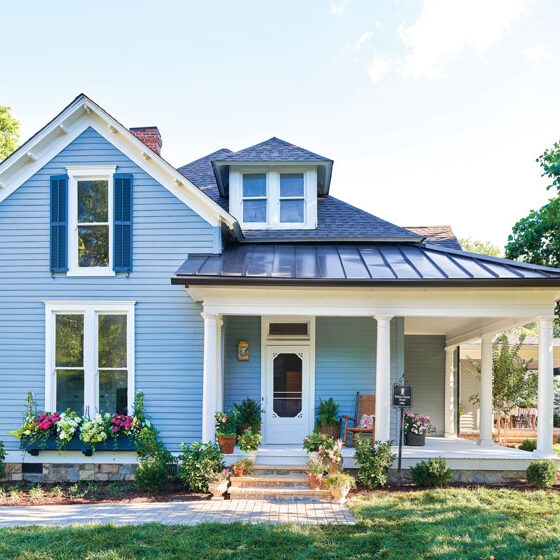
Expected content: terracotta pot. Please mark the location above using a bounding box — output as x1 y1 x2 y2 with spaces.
327 460 343 475
330 482 351 504
208 481 228 499
308 473 323 490
217 435 236 454
405 432 426 446
233 465 244 477
318 423 341 440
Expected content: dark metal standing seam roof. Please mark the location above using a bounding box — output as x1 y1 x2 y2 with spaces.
172 243 560 287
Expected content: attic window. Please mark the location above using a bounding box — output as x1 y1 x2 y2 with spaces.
279 173 304 223
242 173 267 223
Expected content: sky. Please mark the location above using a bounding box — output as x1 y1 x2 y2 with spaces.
2 0 560 248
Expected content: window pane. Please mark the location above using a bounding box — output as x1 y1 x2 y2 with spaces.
243 199 267 223
242 173 266 197
269 323 308 336
280 200 304 223
98 314 127 368
99 370 128 415
78 180 108 223
273 353 302 418
78 225 109 267
280 173 304 197
55 314 83 367
56 369 84 413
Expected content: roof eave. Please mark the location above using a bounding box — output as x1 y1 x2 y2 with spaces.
238 236 425 243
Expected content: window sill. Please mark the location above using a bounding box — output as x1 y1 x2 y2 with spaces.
67 269 116 278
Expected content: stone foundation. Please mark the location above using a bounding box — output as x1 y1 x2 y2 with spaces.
2 463 137 483
388 468 527 484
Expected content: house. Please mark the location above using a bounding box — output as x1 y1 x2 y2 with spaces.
1 94 559 483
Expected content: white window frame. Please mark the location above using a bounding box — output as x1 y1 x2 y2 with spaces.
229 166 317 230
44 301 135 416
66 165 117 277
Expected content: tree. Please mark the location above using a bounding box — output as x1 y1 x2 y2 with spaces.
458 237 501 257
0 105 19 160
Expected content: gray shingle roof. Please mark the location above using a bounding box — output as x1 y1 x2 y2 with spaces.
404 225 462 250
173 243 560 286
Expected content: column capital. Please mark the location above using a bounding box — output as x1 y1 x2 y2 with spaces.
374 314 393 323
201 312 220 322
480 333 494 344
538 315 555 324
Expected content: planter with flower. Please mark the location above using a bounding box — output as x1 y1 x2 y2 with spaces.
215 409 239 454
306 456 326 489
237 426 261 460
231 458 254 477
302 432 335 456
324 472 356 504
318 438 344 474
206 469 231 499
404 412 438 446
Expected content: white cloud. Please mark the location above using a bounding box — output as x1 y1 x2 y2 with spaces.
523 42 551 64
347 31 373 53
369 0 530 81
368 55 392 83
329 0 350 16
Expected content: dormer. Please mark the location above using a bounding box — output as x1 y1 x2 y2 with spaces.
211 138 333 230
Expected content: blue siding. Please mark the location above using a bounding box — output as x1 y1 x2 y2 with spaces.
223 316 261 410
0 127 219 451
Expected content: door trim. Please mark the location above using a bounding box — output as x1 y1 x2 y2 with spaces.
260 316 316 444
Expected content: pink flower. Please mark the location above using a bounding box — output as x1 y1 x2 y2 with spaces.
112 426 119 433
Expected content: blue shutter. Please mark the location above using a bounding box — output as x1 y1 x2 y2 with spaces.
50 175 68 272
113 174 133 271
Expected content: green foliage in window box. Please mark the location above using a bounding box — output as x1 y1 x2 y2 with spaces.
354 437 396 488
410 457 453 488
526 460 558 488
518 439 537 452
178 441 225 492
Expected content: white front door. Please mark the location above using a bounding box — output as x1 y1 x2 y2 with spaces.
264 345 311 444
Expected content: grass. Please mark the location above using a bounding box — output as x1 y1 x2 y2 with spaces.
1 488 560 559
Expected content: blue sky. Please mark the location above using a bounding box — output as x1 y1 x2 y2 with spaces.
2 0 560 247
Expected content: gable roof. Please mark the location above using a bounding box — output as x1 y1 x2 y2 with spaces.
0 94 239 233
173 242 560 287
405 225 462 250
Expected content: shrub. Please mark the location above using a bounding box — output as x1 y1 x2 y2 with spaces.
0 441 6 480
238 427 262 452
233 398 263 429
324 473 356 489
410 457 453 488
315 398 340 428
354 437 396 488
526 460 558 488
135 459 168 492
302 432 334 453
554 413 560 429
518 439 537 452
179 441 225 492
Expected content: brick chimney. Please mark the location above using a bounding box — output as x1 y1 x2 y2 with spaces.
130 127 162 155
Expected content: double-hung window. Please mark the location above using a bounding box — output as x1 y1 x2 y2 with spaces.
279 173 305 223
45 301 135 416
242 173 267 224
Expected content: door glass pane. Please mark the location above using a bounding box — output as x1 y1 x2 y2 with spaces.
98 314 127 368
280 200 304 223
56 369 84 413
78 180 108 222
55 314 83 367
269 323 308 336
78 225 109 267
273 353 302 417
99 370 128 415
243 199 267 223
280 173 304 197
242 173 266 197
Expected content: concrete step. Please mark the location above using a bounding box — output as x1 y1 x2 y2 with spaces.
250 465 307 477
230 476 310 489
228 486 331 501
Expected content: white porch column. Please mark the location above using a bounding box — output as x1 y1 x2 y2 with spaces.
537 316 555 457
215 316 224 413
444 347 456 437
374 315 393 442
478 334 493 446
201 312 220 442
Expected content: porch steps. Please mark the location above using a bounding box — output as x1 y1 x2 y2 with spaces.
228 467 331 501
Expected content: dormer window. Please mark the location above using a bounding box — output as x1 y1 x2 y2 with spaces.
231 168 317 230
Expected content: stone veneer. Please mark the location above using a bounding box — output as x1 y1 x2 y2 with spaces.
387 469 526 484
2 463 137 483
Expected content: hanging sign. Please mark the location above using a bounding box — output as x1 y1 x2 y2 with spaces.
393 385 412 407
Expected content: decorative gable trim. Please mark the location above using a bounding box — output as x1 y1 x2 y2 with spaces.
0 94 239 233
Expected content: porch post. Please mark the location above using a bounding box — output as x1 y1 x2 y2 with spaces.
201 312 220 442
216 316 223 413
375 315 393 442
478 334 493 446
536 316 555 457
444 347 456 437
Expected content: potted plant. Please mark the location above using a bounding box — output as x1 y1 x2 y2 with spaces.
206 469 231 499
324 473 356 504
306 456 326 489
215 409 239 454
303 431 335 455
231 458 254 477
233 397 264 434
237 426 262 460
315 398 341 440
318 438 343 474
404 412 438 446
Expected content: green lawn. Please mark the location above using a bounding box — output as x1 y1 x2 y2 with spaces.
1 488 560 559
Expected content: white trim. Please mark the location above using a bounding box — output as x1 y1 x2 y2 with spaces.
0 95 238 233
44 301 135 416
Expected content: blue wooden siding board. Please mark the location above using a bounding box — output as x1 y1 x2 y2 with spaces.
223 316 261 410
0 127 219 450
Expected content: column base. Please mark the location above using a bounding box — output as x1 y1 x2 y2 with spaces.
444 432 457 439
477 439 494 447
533 450 558 460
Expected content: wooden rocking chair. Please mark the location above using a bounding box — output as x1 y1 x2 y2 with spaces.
342 392 376 447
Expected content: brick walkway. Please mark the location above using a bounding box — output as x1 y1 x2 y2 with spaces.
0 500 355 527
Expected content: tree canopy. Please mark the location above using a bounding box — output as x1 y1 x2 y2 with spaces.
458 237 501 257
0 105 19 160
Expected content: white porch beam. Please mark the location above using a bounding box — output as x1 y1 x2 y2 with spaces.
444 347 456 437
201 312 221 442
536 316 555 457
478 334 494 446
375 315 392 442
